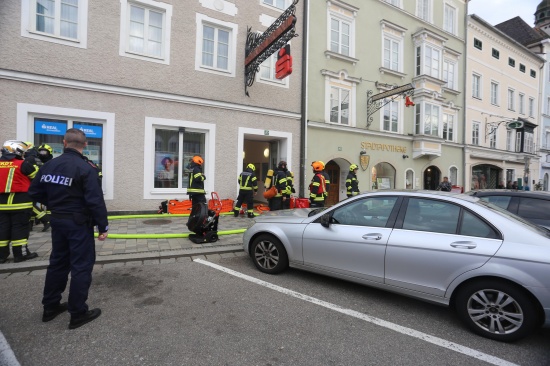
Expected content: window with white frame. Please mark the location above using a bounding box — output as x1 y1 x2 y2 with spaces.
330 86 350 125
472 74 481 98
516 131 522 152
258 52 287 86
386 0 400 6
506 130 512 151
405 169 414 189
120 0 172 64
383 100 399 132
545 130 550 149
22 0 88 48
547 97 550 115
490 82 499 105
383 37 400 71
417 0 431 22
416 44 441 78
450 166 458 186
443 59 456 89
529 97 535 117
472 122 480 145
508 88 515 110
523 131 535 154
443 113 454 141
489 128 496 148
415 102 440 136
262 0 286 10
195 14 237 76
145 117 215 197
443 3 456 34
330 16 351 56
519 93 525 114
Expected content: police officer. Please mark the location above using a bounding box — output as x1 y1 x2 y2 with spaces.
28 128 108 329
233 163 258 218
0 140 39 263
346 164 360 198
309 161 327 208
269 161 289 211
187 155 206 207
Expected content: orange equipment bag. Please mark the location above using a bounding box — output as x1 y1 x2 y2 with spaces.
168 199 193 214
208 192 235 214
295 198 310 208
263 186 277 199
255 204 270 212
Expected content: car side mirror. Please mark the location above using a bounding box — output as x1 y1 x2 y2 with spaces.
320 213 331 228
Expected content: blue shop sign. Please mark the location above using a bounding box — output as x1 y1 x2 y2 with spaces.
74 124 103 138
34 120 67 136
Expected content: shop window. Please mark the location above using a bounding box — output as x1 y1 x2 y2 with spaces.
372 162 396 190
405 169 414 189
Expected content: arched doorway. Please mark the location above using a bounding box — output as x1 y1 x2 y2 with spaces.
472 164 502 189
424 166 441 190
325 160 340 206
372 162 396 189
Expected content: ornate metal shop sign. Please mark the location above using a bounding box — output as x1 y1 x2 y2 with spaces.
244 0 299 96
366 83 414 129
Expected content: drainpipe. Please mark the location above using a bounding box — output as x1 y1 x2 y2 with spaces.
462 5 470 190
299 0 309 198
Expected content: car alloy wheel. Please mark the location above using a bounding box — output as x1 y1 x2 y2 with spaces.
251 234 288 274
456 280 538 342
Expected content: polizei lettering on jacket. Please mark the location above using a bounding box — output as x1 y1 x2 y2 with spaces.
40 174 73 186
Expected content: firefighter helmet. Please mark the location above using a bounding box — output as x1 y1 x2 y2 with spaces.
38 144 53 155
278 161 287 169
2 140 29 157
191 155 204 165
311 161 324 172
247 163 256 171
350 164 358 171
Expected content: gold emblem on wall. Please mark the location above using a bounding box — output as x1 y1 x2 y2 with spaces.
360 154 370 171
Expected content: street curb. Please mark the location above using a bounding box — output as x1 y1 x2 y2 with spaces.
0 245 244 274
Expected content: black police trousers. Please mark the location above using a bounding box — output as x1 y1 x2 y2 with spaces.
42 217 96 316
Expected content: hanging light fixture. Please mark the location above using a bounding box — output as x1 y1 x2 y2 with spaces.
264 148 269 158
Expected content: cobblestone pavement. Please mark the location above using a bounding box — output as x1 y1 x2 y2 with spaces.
0 212 253 273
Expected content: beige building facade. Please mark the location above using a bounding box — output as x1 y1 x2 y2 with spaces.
466 15 544 190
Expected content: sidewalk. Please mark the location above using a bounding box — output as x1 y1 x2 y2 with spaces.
0 212 251 274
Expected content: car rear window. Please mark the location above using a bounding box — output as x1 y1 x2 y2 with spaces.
478 195 511 209
517 197 550 220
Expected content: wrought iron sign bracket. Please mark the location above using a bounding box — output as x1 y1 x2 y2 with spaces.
366 83 414 129
484 118 524 141
244 0 299 96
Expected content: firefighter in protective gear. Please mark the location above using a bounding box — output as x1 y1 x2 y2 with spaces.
346 164 360 198
234 163 258 218
0 140 39 263
27 143 53 232
282 166 295 210
268 161 289 211
309 161 327 208
318 161 330 201
187 155 206 207
38 144 54 164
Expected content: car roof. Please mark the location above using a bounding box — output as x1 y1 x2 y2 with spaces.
357 190 480 203
466 189 550 199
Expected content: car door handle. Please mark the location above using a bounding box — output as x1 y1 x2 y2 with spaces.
450 241 477 249
362 234 382 240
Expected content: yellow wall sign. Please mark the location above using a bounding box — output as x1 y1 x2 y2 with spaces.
361 142 407 153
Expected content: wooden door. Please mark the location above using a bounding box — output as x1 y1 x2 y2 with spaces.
326 161 340 206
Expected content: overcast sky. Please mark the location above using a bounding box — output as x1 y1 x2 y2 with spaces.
468 0 540 26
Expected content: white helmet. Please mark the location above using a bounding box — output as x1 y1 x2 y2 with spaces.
2 140 29 157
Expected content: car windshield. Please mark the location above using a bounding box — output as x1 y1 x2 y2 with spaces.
475 198 550 237
308 207 329 217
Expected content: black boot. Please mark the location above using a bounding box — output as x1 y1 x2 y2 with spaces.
15 246 38 262
247 212 255 218
69 308 102 329
233 209 239 217
41 217 51 232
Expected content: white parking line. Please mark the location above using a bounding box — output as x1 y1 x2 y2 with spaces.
194 259 518 366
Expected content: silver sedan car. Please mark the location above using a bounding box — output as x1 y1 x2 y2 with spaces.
243 191 550 342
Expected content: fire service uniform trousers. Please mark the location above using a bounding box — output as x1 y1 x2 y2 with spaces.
235 190 254 215
0 208 32 260
42 217 96 316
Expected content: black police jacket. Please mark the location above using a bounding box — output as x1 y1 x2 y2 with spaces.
28 148 108 232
